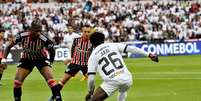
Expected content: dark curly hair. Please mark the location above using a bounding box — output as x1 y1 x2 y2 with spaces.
89 32 105 47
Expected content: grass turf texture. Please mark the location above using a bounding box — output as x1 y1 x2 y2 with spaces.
0 55 201 101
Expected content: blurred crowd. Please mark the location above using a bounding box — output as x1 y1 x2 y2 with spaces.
0 1 201 47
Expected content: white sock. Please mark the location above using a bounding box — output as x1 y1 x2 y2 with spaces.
118 92 127 101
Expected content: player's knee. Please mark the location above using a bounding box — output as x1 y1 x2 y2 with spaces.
48 79 57 88
14 80 22 88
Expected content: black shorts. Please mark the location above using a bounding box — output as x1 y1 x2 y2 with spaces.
17 58 51 71
65 63 88 76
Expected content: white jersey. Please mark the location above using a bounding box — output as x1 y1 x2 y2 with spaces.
88 43 132 82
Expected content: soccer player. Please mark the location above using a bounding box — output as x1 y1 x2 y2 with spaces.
86 32 159 101
0 34 7 86
2 18 62 101
49 25 93 101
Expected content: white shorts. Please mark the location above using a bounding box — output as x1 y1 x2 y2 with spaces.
100 79 133 96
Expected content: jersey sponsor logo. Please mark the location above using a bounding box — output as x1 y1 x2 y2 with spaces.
109 69 124 79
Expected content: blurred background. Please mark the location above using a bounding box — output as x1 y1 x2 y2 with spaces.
0 0 201 60
0 1 201 101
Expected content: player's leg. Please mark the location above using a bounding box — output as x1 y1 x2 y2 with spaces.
90 87 108 101
58 63 81 89
48 63 80 101
91 81 118 101
14 67 31 101
0 59 3 85
47 73 72 101
117 80 132 101
80 66 88 81
14 59 34 101
0 64 7 85
117 92 127 101
58 73 72 88
37 63 62 101
0 68 3 85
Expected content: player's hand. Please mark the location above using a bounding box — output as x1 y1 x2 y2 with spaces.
64 59 71 65
0 64 7 70
148 53 159 62
85 93 92 101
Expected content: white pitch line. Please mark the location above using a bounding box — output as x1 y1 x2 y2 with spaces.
2 72 201 80
134 72 201 74
134 78 201 80
2 77 201 80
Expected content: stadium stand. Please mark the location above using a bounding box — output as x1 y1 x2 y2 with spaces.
0 0 201 46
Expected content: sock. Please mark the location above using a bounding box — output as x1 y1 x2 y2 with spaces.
57 84 63 91
0 73 2 81
14 87 22 101
48 79 62 101
58 81 65 91
118 92 127 101
50 85 62 101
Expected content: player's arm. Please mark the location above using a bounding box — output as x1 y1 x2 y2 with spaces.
85 72 96 101
118 44 159 62
86 53 97 100
126 45 159 62
85 73 95 101
46 40 55 64
3 41 15 59
3 34 20 61
87 73 95 94
1 35 18 68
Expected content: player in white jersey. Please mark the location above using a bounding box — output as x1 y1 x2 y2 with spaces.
86 32 159 101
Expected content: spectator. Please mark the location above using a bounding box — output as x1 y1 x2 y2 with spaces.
0 1 201 46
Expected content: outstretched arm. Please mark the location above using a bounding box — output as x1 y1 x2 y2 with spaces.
125 45 159 62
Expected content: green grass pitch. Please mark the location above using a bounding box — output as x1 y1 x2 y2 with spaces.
0 55 201 101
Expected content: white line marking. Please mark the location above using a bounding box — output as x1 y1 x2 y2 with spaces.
2 77 201 80
135 78 201 80
2 72 201 80
134 72 201 74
